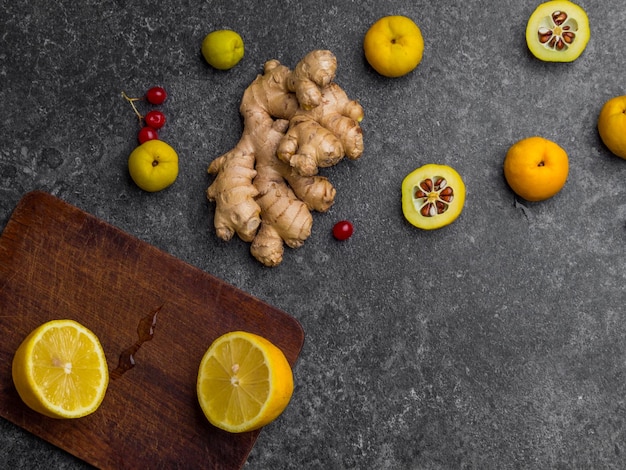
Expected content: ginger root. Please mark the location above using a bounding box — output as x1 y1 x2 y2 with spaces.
207 50 364 266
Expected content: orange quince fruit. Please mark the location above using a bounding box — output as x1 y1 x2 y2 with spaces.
597 95 626 160
128 140 179 192
503 136 569 201
363 15 424 78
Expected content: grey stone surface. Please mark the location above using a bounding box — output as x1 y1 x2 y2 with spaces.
1 0 625 468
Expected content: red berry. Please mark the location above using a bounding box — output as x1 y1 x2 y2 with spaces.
138 126 158 144
332 220 354 241
146 87 167 105
145 110 166 129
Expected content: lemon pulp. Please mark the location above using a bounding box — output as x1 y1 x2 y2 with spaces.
12 319 109 418
197 331 293 433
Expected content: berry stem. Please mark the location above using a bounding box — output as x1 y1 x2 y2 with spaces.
121 91 144 123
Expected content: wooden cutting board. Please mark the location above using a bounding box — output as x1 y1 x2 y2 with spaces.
0 191 305 469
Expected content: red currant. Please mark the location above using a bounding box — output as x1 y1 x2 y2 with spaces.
146 86 167 105
145 110 166 129
332 220 354 241
138 126 158 144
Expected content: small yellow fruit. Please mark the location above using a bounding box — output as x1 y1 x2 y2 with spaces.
201 30 245 70
197 331 294 433
363 15 424 78
12 319 109 419
503 136 569 201
597 95 626 160
128 140 179 192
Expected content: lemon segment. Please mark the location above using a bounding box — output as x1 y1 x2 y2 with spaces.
197 331 294 433
12 319 109 419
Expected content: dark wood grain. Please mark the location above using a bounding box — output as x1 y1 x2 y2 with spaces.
0 191 305 469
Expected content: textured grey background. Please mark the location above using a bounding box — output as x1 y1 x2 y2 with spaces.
1 0 626 468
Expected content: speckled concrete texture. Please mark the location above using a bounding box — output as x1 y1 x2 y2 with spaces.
1 0 626 468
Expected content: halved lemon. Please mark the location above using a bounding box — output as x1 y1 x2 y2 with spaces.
12 319 109 419
197 331 294 433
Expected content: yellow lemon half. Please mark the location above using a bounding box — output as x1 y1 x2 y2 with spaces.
128 140 179 192
197 331 294 433
363 15 424 77
12 319 109 419
202 30 245 70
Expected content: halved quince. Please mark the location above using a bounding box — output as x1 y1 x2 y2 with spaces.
526 0 590 62
401 164 466 230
